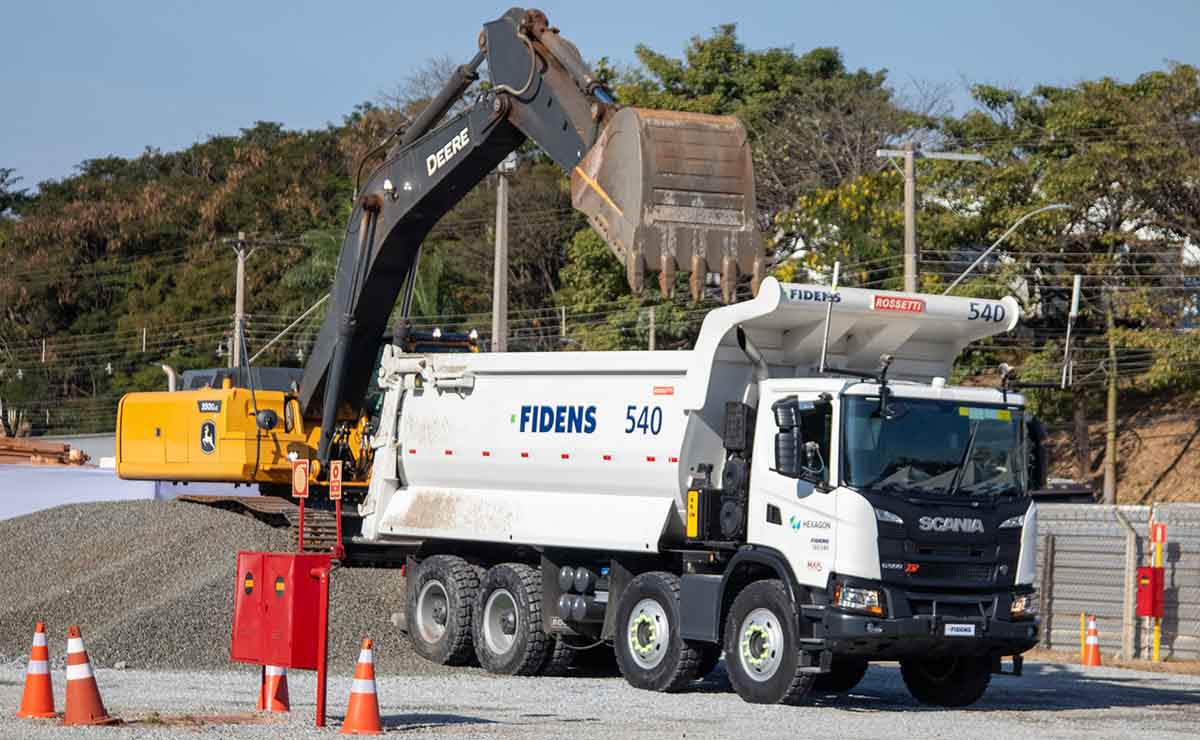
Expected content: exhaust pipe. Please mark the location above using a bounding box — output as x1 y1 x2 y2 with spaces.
161 364 179 393
737 327 769 408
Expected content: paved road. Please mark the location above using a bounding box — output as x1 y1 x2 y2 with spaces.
2 659 1199 739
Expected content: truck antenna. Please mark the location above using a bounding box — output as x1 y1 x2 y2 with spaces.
1060 274 1082 389
817 261 840 375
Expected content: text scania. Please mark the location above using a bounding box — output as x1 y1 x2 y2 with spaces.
426 126 470 176
519 405 598 434
787 288 841 303
918 516 985 534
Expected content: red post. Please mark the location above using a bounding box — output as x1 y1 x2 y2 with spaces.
333 498 345 560
310 566 330 728
298 498 306 552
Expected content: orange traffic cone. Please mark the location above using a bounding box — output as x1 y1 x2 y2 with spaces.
63 625 117 726
1083 615 1102 667
16 622 55 719
341 638 382 735
257 665 290 712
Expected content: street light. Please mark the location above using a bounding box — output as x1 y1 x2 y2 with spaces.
943 203 1071 295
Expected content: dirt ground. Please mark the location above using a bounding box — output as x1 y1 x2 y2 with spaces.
1044 394 1200 503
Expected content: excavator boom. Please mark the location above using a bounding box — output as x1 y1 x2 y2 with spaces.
116 7 763 487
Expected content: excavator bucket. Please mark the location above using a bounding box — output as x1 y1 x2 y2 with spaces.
571 107 765 303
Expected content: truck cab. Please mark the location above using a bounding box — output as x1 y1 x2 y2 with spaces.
744 379 1039 666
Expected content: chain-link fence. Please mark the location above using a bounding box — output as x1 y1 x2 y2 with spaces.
1036 503 1200 661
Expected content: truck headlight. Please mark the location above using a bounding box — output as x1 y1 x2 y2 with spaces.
835 584 885 616
874 508 904 525
1010 592 1037 619
999 514 1025 529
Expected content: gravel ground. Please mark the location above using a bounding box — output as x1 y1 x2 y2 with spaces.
1 659 1199 739
0 501 449 675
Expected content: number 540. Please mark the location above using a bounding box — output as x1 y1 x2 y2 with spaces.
625 405 663 435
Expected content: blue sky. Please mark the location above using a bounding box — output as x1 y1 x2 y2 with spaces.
3 1 1196 188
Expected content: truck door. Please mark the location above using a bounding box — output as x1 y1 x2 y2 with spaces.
747 393 837 590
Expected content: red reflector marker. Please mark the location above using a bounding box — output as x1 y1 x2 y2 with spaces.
561 453 570 460
444 449 453 456
482 451 491 457
602 454 612 461
407 449 416 455
646 456 656 463
521 452 530 459
669 456 679 463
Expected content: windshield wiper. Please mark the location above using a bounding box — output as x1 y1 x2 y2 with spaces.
945 422 980 498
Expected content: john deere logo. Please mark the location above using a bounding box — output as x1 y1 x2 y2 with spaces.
199 421 217 455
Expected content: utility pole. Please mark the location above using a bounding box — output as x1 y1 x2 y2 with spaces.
648 307 656 351
903 142 917 292
877 145 988 292
492 153 517 353
231 231 247 369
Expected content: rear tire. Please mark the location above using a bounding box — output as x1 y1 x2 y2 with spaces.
406 555 479 666
723 579 814 705
472 563 549 676
539 637 578 676
614 571 702 692
813 658 869 694
900 656 992 707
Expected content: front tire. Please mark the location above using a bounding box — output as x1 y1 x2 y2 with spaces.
813 658 869 694
472 563 548 676
723 579 815 705
614 571 702 692
406 555 479 665
900 656 992 707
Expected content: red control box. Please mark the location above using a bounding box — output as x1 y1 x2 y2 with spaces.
1136 565 1165 618
230 551 332 669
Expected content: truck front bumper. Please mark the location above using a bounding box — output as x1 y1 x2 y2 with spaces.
822 580 1039 659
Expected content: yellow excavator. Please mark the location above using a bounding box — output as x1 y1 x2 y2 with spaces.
115 7 764 500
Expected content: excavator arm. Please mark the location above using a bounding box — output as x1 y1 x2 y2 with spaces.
301 8 764 474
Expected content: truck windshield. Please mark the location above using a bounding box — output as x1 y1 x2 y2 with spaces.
842 396 1027 498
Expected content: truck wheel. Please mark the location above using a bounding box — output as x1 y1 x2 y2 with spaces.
472 563 548 676
696 645 723 679
813 658 869 694
900 656 992 707
723 579 815 705
539 637 577 676
406 555 479 665
614 571 702 692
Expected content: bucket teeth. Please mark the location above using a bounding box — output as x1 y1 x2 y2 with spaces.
570 107 762 305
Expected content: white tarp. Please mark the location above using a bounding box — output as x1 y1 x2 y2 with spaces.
0 465 247 521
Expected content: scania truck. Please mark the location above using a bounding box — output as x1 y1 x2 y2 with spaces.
360 276 1043 706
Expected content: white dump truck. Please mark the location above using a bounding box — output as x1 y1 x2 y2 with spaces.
358 276 1043 706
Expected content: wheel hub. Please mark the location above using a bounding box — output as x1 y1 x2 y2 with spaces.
483 588 519 656
627 599 669 670
416 580 450 644
737 608 784 682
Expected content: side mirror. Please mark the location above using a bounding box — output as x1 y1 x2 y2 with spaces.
771 397 828 488
255 409 279 431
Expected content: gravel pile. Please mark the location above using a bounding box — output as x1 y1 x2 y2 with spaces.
0 500 456 676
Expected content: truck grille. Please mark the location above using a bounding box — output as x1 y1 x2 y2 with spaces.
916 563 994 582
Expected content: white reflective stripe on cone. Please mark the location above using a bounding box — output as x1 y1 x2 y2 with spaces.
32 633 47 647
26 659 49 674
66 663 94 680
357 650 374 664
351 679 376 694
1086 636 1099 644
67 638 85 653
265 665 287 676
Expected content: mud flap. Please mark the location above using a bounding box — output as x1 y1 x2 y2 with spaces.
571 107 765 303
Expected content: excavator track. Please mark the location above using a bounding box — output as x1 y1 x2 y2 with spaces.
175 494 417 567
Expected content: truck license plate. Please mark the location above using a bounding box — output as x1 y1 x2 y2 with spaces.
944 623 976 637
